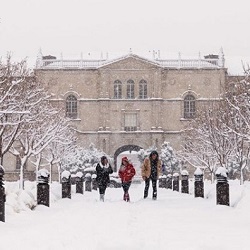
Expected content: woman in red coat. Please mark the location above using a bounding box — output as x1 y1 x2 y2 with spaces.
118 156 136 202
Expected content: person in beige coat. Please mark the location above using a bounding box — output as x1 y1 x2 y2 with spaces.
141 151 162 200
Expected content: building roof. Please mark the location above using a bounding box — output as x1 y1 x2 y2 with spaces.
36 52 225 70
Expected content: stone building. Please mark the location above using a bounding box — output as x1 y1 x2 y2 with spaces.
34 50 227 173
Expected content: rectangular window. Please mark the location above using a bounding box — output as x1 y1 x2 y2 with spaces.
124 113 137 131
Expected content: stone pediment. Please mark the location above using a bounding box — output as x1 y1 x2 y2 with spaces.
99 54 161 70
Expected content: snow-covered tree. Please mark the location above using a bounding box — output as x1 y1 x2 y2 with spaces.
224 74 250 183
160 141 179 174
137 145 157 163
40 125 77 183
61 143 112 174
0 55 31 164
10 99 69 189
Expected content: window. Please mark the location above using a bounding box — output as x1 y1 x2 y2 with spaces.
66 95 77 119
124 113 137 131
184 94 196 119
114 80 122 99
139 79 147 99
126 79 135 99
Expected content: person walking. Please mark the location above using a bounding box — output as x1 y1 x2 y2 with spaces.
118 156 136 202
141 150 162 200
96 156 113 201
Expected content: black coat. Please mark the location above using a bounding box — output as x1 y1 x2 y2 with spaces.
96 163 113 186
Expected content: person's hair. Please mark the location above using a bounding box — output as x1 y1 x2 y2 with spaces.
149 150 158 159
101 156 107 162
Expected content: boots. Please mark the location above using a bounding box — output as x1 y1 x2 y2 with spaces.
100 194 104 202
153 191 157 200
124 192 130 202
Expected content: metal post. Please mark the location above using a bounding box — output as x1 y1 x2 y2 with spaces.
61 170 71 199
92 174 98 191
194 168 204 198
75 172 84 194
181 170 189 194
166 174 172 189
216 167 229 206
37 169 50 207
85 173 92 192
173 173 179 192
0 165 6 222
158 175 166 188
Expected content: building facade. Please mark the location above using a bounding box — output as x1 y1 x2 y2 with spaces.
34 51 227 172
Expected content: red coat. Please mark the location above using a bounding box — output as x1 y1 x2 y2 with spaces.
118 163 136 183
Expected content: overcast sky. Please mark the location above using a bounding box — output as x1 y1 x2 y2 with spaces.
1 0 250 75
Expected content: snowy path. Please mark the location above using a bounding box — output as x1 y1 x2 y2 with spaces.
1 182 250 250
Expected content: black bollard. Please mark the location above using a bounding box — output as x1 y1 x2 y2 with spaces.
158 175 165 188
75 172 84 194
216 167 229 206
37 169 50 207
85 173 92 192
92 174 98 191
181 170 189 194
0 165 6 222
166 174 172 189
194 168 204 198
61 170 71 199
173 173 179 192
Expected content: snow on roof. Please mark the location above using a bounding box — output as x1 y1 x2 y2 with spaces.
36 53 223 70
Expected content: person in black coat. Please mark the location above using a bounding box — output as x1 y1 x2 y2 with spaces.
96 156 113 201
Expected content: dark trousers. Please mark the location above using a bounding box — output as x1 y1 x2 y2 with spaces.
122 181 131 201
122 181 131 194
98 183 107 195
144 178 157 198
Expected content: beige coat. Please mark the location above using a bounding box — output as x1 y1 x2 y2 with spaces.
141 157 162 179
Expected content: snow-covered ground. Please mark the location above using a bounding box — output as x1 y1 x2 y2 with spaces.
1 180 250 250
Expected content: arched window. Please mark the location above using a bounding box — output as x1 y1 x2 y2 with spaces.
127 79 135 99
184 94 196 119
66 95 77 119
114 80 122 99
139 79 147 99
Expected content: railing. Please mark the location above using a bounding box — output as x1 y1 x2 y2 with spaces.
38 59 107 69
157 58 220 68
36 57 222 69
